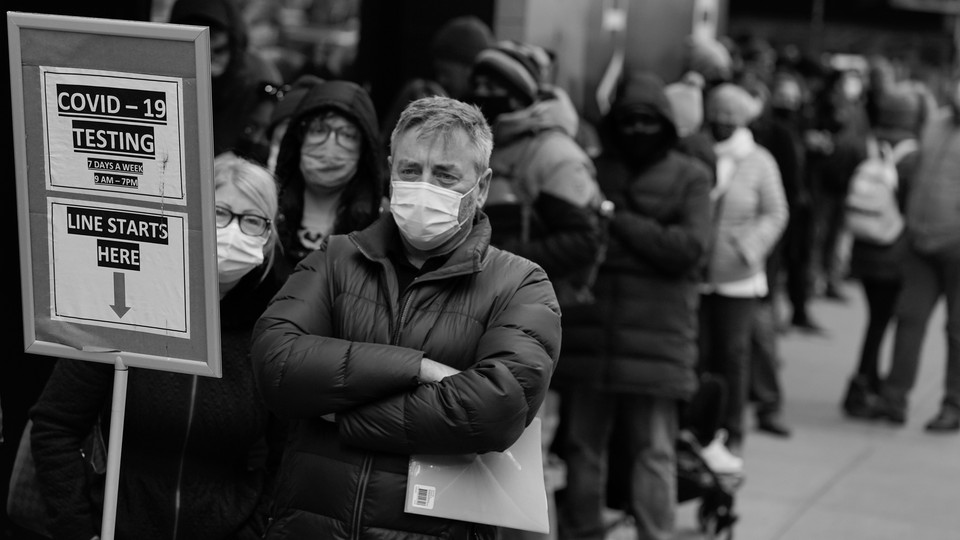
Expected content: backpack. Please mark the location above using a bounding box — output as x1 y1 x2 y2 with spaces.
844 136 917 245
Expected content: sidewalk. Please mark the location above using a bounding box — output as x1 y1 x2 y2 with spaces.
675 281 960 540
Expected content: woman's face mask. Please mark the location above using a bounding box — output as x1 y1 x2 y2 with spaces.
708 121 737 142
299 114 362 189
217 222 267 286
390 180 478 251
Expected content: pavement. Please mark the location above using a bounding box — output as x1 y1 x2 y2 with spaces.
670 281 960 540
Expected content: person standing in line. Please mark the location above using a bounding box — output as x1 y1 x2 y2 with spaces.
556 70 713 540
873 78 960 432
30 153 288 540
271 79 386 276
699 83 788 455
841 86 923 419
250 96 561 539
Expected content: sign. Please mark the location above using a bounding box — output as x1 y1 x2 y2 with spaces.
41 68 185 201
9 12 220 376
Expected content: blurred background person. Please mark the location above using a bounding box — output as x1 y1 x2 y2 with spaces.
556 70 712 540
29 153 287 540
272 79 386 276
699 82 788 455
264 74 325 173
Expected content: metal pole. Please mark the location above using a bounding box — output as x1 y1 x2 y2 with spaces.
100 357 129 540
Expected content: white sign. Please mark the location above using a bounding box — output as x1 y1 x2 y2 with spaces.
48 198 190 337
40 67 186 202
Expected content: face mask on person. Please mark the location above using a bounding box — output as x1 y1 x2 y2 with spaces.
217 222 267 285
708 121 738 142
390 180 478 251
300 133 360 189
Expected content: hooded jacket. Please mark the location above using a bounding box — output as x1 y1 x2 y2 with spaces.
273 80 386 277
250 211 561 539
482 88 604 282
555 72 712 400
169 0 280 156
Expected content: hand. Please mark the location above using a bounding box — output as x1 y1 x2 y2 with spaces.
418 358 461 383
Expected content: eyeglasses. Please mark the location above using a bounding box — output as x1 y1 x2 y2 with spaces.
215 206 271 236
302 117 362 151
260 82 290 102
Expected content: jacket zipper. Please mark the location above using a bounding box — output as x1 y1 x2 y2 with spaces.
350 287 413 539
171 375 198 540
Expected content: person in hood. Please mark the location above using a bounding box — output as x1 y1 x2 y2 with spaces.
169 0 284 159
555 71 713 540
250 96 561 539
699 83 788 456
30 153 287 540
272 79 386 276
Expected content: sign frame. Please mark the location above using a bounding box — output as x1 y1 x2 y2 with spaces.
9 12 221 377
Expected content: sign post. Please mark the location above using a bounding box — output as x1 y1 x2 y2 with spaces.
8 12 219 539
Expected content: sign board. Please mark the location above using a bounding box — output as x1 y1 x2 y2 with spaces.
9 12 221 377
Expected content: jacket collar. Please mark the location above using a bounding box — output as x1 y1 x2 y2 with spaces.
349 211 492 279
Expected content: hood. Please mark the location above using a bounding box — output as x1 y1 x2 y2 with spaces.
169 0 247 77
492 86 580 144
274 80 386 237
601 71 679 153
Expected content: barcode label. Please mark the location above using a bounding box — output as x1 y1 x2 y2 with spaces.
411 484 436 510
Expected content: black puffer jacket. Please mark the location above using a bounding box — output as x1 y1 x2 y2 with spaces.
251 212 561 539
555 72 712 400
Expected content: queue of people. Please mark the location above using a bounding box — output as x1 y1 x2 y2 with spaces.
5 5 960 540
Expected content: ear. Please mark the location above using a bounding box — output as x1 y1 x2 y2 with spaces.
475 167 493 208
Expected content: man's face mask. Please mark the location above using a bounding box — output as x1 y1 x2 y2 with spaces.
390 180 477 251
708 121 737 142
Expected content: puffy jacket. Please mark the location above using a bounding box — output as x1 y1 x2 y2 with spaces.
556 72 712 399
483 88 604 281
251 212 561 539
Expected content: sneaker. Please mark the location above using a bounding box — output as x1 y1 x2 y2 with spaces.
700 429 744 474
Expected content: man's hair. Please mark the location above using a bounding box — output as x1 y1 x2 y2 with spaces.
390 96 493 174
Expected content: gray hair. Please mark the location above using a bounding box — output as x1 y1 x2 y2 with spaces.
390 96 493 174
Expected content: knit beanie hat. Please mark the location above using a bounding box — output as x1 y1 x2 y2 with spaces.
685 36 733 85
665 71 705 137
430 16 494 66
268 74 324 134
706 83 763 126
873 84 922 138
472 41 543 106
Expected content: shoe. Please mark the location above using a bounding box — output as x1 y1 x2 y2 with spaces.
792 318 828 336
824 285 848 303
700 429 743 474
871 397 907 426
756 414 792 437
842 376 879 420
924 408 960 433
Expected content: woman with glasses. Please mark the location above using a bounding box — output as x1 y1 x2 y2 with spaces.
30 153 287 540
273 80 386 275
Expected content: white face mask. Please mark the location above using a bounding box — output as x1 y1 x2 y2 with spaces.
390 180 477 251
217 222 267 285
299 134 360 189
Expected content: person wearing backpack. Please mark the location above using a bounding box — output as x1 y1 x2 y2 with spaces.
555 70 713 540
841 85 923 419
872 78 960 432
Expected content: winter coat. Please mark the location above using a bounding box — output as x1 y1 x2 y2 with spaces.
906 108 960 255
250 211 561 539
30 262 287 540
483 88 604 282
555 71 713 400
273 80 386 277
704 134 788 287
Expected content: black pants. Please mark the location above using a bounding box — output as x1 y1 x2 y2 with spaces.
855 278 901 391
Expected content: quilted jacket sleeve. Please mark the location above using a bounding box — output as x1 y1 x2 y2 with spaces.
250 243 423 419
337 261 561 456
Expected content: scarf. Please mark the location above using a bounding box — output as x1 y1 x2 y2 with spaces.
712 127 756 200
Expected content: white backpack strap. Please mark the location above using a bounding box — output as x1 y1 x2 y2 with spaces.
889 138 919 164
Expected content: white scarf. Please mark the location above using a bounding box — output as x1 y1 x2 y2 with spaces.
712 127 757 200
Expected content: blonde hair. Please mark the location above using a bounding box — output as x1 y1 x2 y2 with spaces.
213 152 280 276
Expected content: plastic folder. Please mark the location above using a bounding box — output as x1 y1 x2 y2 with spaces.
404 418 549 533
